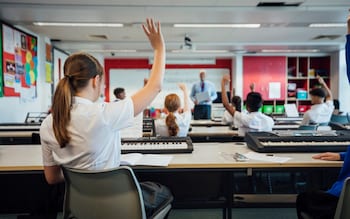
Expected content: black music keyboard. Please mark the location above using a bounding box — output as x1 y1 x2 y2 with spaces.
245 130 350 153
121 137 193 154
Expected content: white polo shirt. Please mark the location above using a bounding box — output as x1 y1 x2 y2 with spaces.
300 100 334 125
40 96 134 170
233 111 275 136
155 111 192 137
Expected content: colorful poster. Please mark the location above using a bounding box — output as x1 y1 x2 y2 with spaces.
1 24 38 98
0 24 3 97
45 43 52 83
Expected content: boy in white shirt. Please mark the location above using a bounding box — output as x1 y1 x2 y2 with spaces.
300 76 334 126
221 74 274 136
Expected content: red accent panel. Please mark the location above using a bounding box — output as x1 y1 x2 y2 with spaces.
104 58 232 102
243 56 286 100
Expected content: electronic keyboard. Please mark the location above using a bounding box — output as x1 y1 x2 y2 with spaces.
245 130 350 153
121 136 193 154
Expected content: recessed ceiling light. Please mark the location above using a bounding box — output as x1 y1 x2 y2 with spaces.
171 49 230 53
261 49 320 53
174 24 260 28
33 22 123 27
309 23 346 28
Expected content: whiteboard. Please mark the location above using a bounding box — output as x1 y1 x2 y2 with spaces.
109 68 229 108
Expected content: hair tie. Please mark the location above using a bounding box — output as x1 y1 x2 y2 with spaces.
65 74 72 79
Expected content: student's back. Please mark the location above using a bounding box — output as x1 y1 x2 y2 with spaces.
155 84 191 137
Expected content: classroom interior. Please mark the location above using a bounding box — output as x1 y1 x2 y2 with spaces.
0 1 350 219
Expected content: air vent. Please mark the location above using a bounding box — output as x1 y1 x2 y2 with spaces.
89 35 108 40
257 2 302 7
312 35 341 40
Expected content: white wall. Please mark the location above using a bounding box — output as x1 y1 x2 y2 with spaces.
336 48 350 113
109 68 229 109
0 33 52 123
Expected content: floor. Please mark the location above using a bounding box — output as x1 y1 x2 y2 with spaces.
0 208 298 219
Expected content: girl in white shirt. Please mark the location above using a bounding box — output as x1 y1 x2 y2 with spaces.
155 83 191 137
40 18 172 217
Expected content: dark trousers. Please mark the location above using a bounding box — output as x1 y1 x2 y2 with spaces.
193 105 211 120
296 190 339 219
140 182 173 218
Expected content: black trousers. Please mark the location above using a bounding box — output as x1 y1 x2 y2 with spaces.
193 105 211 120
296 190 339 219
140 182 173 218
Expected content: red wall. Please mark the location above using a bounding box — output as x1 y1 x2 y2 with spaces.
243 56 286 100
104 58 232 102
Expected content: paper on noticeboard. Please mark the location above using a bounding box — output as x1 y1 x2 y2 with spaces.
268 82 281 99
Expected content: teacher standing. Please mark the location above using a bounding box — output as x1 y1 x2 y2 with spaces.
190 69 217 120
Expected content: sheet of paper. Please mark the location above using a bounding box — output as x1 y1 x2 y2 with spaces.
244 152 291 163
121 153 173 166
268 82 281 99
195 91 210 102
284 103 299 117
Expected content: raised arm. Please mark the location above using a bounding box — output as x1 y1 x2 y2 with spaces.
131 19 165 116
178 83 190 112
221 74 235 116
317 75 332 101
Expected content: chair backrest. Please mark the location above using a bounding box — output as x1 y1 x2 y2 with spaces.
330 114 349 125
334 177 350 219
298 125 318 130
62 166 146 219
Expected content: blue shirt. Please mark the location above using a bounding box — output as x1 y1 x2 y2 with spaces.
327 147 349 197
190 80 217 105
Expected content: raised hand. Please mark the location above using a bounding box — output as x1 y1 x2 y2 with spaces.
142 18 164 51
222 74 230 85
249 83 255 92
178 83 187 91
317 75 325 85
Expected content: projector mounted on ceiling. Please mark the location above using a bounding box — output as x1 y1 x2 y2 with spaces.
180 34 196 51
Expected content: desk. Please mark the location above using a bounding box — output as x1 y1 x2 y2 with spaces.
190 119 227 127
0 124 41 131
0 143 342 219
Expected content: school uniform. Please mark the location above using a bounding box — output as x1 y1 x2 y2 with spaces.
40 96 134 169
230 111 274 136
155 111 191 137
300 100 334 125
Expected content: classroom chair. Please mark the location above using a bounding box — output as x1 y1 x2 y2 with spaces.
330 114 349 125
298 125 318 130
61 165 172 219
334 177 350 219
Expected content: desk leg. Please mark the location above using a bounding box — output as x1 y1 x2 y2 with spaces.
225 171 233 219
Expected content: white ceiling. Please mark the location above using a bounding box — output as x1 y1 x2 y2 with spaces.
0 0 349 57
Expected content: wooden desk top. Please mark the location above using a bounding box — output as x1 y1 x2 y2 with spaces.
0 143 343 171
190 120 226 126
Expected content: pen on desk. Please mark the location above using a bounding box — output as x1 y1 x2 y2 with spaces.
266 154 274 156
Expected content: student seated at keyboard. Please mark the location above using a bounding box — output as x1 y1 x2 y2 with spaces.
300 75 334 126
222 87 242 125
40 19 173 217
155 83 191 137
221 74 274 136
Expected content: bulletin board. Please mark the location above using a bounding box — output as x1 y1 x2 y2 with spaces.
1 23 38 99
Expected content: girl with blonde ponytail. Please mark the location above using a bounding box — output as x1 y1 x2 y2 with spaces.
155 83 191 137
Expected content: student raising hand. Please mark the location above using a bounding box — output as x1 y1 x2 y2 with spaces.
142 18 165 51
